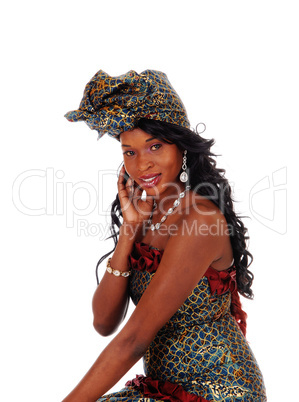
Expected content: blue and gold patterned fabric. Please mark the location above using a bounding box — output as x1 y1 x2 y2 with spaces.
64 70 190 140
97 243 267 401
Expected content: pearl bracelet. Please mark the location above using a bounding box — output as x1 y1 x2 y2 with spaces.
106 258 131 278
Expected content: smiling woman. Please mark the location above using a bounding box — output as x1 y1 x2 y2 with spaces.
63 69 267 401
121 128 183 196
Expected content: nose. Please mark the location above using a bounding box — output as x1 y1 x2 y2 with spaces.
136 154 154 172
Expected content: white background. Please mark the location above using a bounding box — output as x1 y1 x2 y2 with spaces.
1 1 298 401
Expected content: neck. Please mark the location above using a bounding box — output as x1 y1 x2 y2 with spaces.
154 183 186 210
148 185 191 232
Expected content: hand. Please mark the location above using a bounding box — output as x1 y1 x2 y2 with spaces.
117 165 155 227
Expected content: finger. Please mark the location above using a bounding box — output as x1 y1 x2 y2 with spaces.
132 191 155 218
130 182 143 203
117 165 127 189
125 177 135 199
118 167 131 194
133 184 143 200
117 166 132 207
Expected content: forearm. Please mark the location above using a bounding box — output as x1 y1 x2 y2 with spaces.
92 224 142 334
62 329 145 402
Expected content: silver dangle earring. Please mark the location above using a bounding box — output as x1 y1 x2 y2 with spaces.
180 150 188 183
141 189 147 201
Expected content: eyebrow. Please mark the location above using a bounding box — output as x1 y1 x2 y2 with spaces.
121 136 157 147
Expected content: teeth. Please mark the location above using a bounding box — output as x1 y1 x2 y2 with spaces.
142 175 159 182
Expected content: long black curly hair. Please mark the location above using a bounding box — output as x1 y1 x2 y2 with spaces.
96 118 254 299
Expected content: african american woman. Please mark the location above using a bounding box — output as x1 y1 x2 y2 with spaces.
63 70 267 401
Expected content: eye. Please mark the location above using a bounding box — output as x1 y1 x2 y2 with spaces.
123 150 135 157
151 143 162 151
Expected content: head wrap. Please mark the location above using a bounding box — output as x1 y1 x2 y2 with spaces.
64 69 189 140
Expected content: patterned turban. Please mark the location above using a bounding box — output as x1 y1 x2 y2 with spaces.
64 69 190 140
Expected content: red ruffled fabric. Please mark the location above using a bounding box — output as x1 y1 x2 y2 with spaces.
128 242 163 273
204 267 247 337
126 375 210 402
129 242 247 336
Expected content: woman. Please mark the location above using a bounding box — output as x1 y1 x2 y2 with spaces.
63 70 267 401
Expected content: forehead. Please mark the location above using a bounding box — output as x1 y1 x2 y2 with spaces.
120 128 156 146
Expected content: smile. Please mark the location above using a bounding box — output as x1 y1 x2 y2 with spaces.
141 175 159 182
139 174 161 188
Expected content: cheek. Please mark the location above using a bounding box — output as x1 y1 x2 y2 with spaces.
123 160 133 176
162 153 182 176
175 156 184 177
171 152 183 171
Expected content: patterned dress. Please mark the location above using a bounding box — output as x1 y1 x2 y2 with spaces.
97 242 267 401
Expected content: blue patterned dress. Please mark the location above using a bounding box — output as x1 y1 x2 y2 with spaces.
97 242 266 401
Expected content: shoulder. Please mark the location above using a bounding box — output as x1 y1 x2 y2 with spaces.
161 193 229 264
177 192 227 237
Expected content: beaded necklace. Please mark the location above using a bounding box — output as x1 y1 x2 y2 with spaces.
147 185 191 231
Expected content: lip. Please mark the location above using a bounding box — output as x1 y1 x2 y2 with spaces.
138 173 161 180
138 173 161 188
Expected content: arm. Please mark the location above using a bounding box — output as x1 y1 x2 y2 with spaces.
92 166 154 335
92 225 137 336
63 211 227 402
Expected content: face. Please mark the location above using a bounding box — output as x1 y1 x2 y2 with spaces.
120 128 184 198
